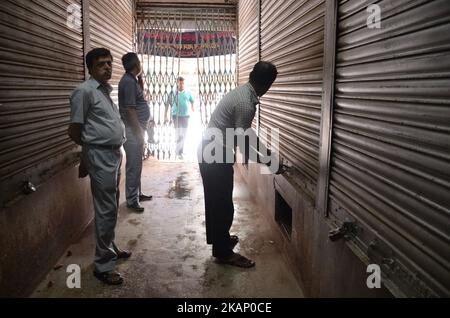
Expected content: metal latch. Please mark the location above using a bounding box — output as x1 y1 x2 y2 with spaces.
329 221 357 242
22 181 37 195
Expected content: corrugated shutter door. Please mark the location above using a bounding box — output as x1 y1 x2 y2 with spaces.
0 0 84 205
260 0 325 191
89 0 133 103
329 0 450 297
238 0 259 86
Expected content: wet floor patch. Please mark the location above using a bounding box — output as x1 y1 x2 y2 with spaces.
167 172 191 199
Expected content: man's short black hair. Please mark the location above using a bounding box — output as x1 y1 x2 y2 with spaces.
122 52 140 72
249 61 278 86
86 48 113 70
178 76 185 82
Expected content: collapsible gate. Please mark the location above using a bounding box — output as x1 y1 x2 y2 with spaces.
136 5 237 160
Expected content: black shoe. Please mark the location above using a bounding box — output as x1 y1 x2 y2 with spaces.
139 194 153 202
115 249 132 259
127 202 144 212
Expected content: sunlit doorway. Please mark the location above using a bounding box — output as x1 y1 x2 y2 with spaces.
136 7 237 162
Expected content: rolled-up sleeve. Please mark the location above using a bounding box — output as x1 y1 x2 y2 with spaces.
70 87 89 124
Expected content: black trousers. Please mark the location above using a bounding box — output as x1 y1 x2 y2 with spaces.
199 162 235 258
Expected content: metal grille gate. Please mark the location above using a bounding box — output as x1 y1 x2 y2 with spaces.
136 6 237 160
196 11 237 126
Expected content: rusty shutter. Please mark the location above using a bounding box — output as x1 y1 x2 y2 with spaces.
328 0 450 297
238 0 259 86
89 0 133 103
259 0 325 192
0 0 84 206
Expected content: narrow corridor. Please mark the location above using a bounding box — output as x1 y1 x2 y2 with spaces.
31 159 304 298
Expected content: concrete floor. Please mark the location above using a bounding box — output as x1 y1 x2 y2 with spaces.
31 158 304 298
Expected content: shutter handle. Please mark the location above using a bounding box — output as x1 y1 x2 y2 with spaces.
329 221 356 242
23 181 37 195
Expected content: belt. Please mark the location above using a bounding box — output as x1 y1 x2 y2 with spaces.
84 143 122 150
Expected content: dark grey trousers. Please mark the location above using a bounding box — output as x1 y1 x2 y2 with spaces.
123 127 144 205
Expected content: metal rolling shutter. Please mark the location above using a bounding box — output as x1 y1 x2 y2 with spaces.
328 0 450 297
238 0 259 86
89 0 133 103
260 0 325 192
0 0 84 206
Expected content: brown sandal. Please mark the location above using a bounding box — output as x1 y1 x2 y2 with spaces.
93 270 124 285
216 253 255 268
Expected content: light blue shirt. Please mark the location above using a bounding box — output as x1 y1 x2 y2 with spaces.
70 78 125 146
167 90 194 117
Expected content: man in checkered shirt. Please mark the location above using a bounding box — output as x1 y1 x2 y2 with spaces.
198 61 282 268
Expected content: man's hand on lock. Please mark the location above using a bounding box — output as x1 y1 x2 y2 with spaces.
275 163 289 175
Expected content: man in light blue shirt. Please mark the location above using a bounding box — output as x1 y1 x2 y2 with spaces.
165 77 195 159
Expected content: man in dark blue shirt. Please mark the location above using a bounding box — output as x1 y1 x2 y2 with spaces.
118 53 153 212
